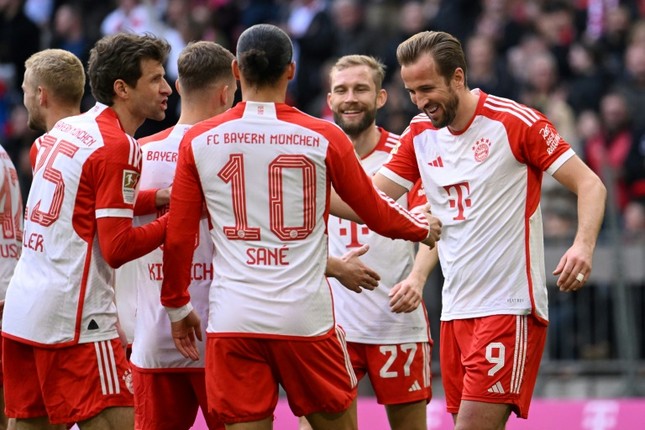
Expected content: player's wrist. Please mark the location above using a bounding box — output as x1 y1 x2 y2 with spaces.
164 302 194 322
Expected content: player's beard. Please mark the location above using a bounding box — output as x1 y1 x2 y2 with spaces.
27 110 46 133
333 107 377 138
427 87 459 129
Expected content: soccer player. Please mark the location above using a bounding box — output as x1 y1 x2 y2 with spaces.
0 145 23 430
302 54 436 430
2 33 173 429
373 31 606 429
22 49 85 168
161 24 441 430
128 40 236 430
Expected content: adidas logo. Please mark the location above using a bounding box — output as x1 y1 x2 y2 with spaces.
487 381 505 394
88 319 99 330
408 380 422 392
428 156 444 167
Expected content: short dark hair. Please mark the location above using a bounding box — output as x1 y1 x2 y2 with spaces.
88 33 171 105
236 24 293 87
178 41 235 92
397 31 468 86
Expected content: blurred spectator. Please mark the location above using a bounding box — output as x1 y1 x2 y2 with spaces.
624 199 645 237
614 41 645 132
284 0 335 112
0 0 41 93
595 3 633 77
381 0 429 85
626 126 645 208
583 91 633 212
533 0 577 80
428 0 480 43
520 50 578 147
1 104 38 201
566 41 608 115
330 0 382 58
465 33 518 99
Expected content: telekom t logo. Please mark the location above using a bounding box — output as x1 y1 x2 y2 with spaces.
444 181 471 220
338 220 369 248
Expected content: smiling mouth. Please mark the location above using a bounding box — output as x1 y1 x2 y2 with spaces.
426 104 439 115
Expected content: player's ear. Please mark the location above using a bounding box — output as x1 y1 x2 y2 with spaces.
220 84 229 106
174 79 181 97
376 88 387 109
38 86 47 107
114 79 128 99
232 59 241 80
287 62 296 81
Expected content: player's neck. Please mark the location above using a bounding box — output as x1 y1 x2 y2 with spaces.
46 107 81 132
351 124 380 158
177 103 226 125
447 90 479 134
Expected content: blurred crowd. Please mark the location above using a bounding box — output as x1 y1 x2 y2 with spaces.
1 0 644 238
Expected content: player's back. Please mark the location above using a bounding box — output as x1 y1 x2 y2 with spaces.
0 146 22 298
184 101 342 339
4 103 139 346
131 124 213 369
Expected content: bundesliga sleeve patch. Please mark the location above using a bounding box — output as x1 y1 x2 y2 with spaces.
122 170 140 205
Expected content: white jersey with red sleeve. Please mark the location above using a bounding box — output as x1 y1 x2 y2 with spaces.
3 103 142 347
129 124 213 370
380 90 575 324
327 128 430 344
0 146 23 302
161 102 429 339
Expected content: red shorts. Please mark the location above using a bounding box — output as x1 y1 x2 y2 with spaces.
205 329 357 424
132 366 223 430
348 341 432 405
440 315 547 419
2 337 134 424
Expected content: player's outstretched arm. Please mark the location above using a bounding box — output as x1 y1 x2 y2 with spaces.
390 244 438 313
551 155 606 292
326 244 380 293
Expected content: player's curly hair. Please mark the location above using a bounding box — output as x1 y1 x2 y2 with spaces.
88 33 170 105
236 24 293 88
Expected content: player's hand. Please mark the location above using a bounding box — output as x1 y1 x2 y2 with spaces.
170 310 203 361
333 244 380 293
553 241 593 292
389 276 424 313
418 204 441 249
155 185 172 207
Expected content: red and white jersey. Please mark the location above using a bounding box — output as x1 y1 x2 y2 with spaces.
381 91 575 323
328 128 430 344
3 103 142 346
0 146 23 301
161 102 429 339
129 124 213 369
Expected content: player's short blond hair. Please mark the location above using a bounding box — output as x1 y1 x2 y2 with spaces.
25 49 85 107
330 55 386 91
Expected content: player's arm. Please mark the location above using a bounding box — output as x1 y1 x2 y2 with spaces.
94 141 168 268
161 141 203 361
326 244 380 293
389 243 438 313
329 174 408 222
133 187 171 215
551 155 606 292
97 215 167 268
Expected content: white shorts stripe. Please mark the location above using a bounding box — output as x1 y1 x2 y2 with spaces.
106 340 121 394
423 342 431 388
336 328 357 388
94 342 107 395
510 316 528 394
100 341 114 395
